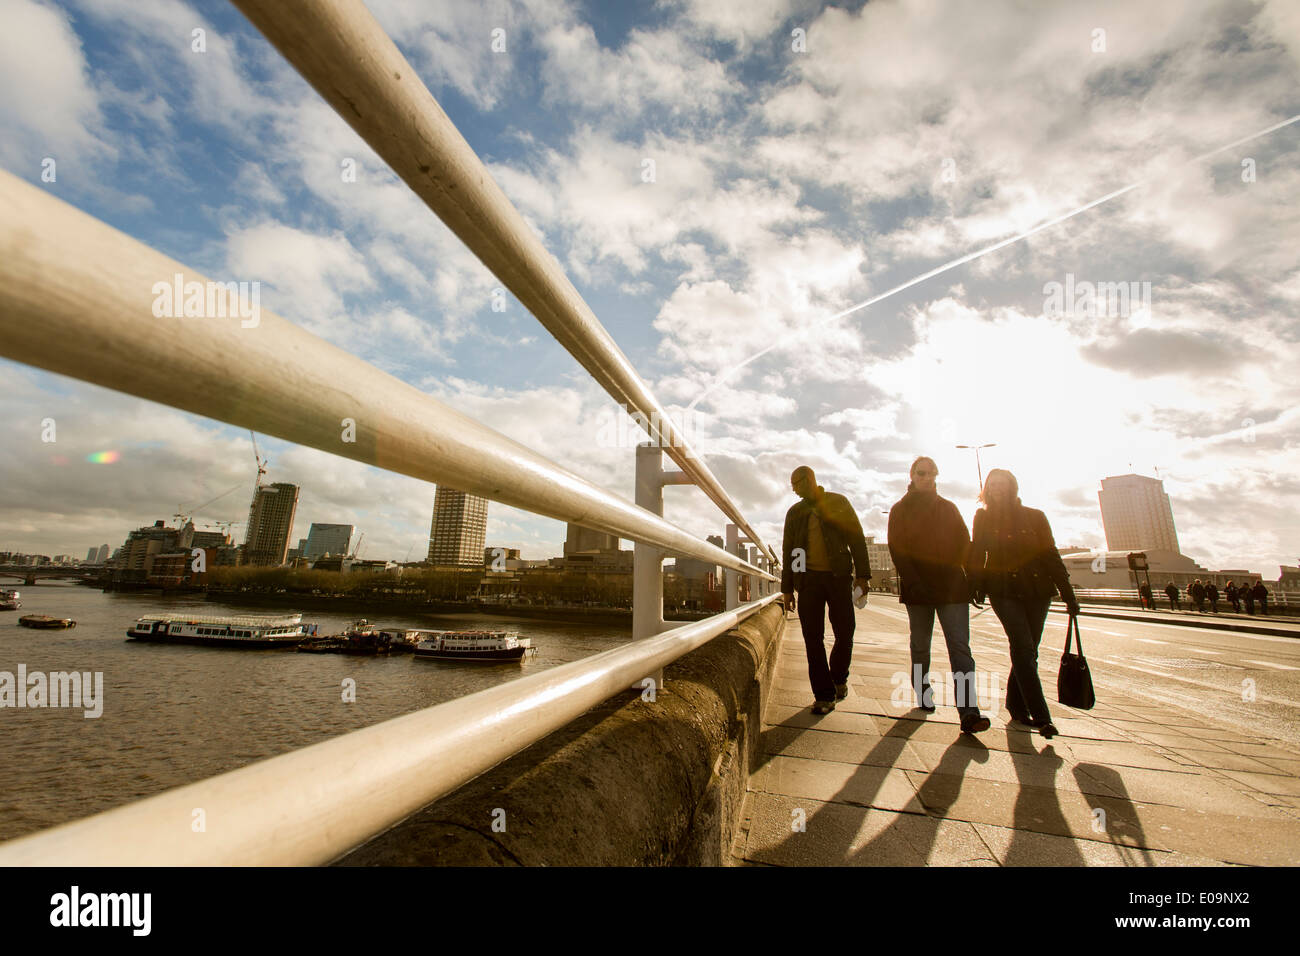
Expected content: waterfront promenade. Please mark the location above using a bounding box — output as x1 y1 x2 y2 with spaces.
734 603 1300 866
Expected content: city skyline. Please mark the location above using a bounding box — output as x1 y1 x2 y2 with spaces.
3 466 1294 585
1 0 1298 577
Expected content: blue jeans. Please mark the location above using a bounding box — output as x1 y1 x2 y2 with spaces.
989 594 1053 724
907 603 980 717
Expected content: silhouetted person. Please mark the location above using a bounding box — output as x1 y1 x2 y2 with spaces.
1206 582 1219 613
1225 581 1240 613
888 456 990 734
1165 581 1180 610
967 469 1079 739
1253 580 1269 615
1244 584 1256 615
1190 579 1206 612
781 465 872 714
1138 582 1154 609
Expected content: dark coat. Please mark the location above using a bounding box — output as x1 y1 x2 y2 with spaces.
887 486 970 605
967 501 1075 604
1252 583 1269 601
780 489 871 593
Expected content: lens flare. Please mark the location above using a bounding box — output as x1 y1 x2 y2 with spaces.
86 451 120 464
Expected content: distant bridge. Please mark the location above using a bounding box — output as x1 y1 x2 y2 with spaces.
0 565 98 586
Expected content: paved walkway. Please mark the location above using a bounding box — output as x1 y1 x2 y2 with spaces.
732 606 1300 866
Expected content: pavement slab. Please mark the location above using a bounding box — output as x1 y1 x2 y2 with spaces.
732 611 1300 867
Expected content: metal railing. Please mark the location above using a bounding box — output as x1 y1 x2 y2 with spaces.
0 0 780 865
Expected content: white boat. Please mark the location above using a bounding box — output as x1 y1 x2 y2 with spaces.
127 612 313 648
0 589 20 611
412 629 535 663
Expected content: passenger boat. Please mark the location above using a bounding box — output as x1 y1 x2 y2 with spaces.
0 590 20 611
19 614 75 629
412 629 535 663
127 612 313 648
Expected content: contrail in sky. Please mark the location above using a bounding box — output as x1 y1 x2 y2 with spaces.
685 112 1300 413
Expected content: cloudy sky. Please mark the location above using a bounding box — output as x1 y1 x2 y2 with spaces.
2 0 1298 576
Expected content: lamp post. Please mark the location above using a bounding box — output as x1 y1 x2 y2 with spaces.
955 443 997 489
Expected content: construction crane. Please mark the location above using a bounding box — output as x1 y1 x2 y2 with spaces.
350 532 365 560
249 430 268 489
173 481 246 528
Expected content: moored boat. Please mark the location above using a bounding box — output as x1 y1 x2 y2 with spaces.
127 612 313 648
296 620 421 655
19 614 75 629
1 589 20 611
412 629 534 663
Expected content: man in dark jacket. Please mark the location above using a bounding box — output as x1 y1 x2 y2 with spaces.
780 465 871 714
1206 582 1220 613
1165 582 1180 610
888 456 990 734
1253 580 1269 615
1226 581 1240 613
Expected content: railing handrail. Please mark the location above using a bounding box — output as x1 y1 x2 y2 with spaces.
0 171 770 582
0 592 780 866
0 0 789 864
227 0 777 567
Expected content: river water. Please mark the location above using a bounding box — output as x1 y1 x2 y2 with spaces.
0 582 630 843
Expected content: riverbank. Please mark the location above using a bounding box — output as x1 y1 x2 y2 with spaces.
200 587 712 627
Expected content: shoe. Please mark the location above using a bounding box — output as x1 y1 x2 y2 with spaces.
1038 722 1059 739
834 683 848 701
812 700 836 715
960 714 991 734
918 704 936 714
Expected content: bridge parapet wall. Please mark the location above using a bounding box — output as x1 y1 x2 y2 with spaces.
335 603 785 866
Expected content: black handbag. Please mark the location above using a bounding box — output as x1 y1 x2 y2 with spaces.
1057 613 1096 710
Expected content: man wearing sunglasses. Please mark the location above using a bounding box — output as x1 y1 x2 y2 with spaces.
888 456 990 734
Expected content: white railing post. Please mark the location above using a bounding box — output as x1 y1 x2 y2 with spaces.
724 524 739 611
634 443 668 691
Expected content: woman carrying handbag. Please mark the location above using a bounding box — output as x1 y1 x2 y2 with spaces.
967 469 1080 739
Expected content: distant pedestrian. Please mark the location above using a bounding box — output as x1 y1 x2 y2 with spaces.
1225 581 1240 613
1190 579 1206 612
1243 585 1256 615
1165 581 1180 611
1253 580 1269 616
1206 582 1219 613
1138 582 1153 609
967 469 1079 739
780 465 872 715
888 456 990 734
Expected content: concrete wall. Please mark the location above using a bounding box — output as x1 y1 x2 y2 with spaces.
334 603 785 866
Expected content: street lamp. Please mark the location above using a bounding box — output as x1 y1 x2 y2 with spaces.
955 443 997 489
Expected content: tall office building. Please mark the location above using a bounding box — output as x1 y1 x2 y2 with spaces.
564 523 619 556
304 523 353 559
86 546 100 563
243 482 300 566
1098 474 1180 554
96 544 110 564
427 487 489 567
